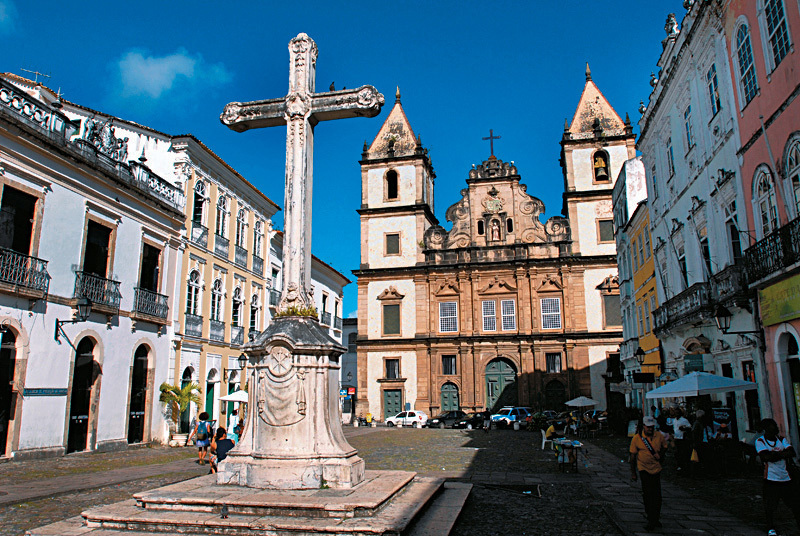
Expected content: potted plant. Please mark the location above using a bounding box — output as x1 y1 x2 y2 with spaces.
159 382 201 447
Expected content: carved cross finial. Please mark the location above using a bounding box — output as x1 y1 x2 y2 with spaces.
482 129 501 157
585 63 592 81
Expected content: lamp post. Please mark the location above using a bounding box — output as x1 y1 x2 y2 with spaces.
714 304 765 350
54 297 92 342
223 353 248 377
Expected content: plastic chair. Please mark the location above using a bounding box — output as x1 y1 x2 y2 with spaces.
541 429 554 450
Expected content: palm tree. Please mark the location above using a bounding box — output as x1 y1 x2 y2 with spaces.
159 382 201 433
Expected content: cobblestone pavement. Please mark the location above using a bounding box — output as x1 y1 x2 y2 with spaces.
0 428 778 536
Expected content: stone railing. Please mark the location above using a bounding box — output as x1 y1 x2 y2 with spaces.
269 289 280 307
185 313 203 338
234 245 247 268
128 161 186 212
0 247 51 298
214 234 229 258
191 221 208 248
209 319 225 342
334 316 343 330
74 271 122 312
321 312 331 326
745 215 800 284
709 262 751 304
653 281 712 335
231 325 244 346
252 255 263 276
133 287 168 320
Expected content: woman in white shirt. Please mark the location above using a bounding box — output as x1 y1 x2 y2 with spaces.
755 418 800 536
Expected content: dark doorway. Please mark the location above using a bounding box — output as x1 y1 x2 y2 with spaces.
485 359 517 410
0 186 37 254
0 330 17 456
82 221 111 277
68 338 96 453
138 244 161 291
127 345 148 444
180 367 193 433
545 380 566 410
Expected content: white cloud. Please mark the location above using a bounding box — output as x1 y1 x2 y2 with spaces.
114 48 231 100
347 310 358 319
0 0 17 35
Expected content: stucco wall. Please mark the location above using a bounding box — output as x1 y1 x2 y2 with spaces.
366 215 418 269
366 164 416 208
366 279 416 338
365 349 418 419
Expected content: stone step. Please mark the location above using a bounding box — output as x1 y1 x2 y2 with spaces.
406 482 472 536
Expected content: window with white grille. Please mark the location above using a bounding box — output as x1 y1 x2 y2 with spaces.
439 301 458 333
501 299 516 330
482 300 496 331
541 298 561 329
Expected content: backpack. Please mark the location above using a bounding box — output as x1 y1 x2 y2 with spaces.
196 421 209 441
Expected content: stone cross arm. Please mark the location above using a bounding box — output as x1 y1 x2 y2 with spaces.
221 85 384 132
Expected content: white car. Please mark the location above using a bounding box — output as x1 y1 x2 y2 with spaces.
385 410 428 428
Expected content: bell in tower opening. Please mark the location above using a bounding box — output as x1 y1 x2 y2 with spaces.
593 150 610 181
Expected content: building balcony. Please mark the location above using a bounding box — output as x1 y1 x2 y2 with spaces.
252 255 263 276
321 311 331 326
214 234 229 258
709 262 752 307
269 289 280 307
191 221 208 248
745 215 800 285
209 319 225 342
231 325 244 346
185 313 203 338
653 281 713 335
74 271 121 314
0 248 51 300
234 245 247 268
132 287 169 323
334 316 343 331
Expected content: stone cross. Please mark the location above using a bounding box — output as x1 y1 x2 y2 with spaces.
482 129 501 157
221 33 384 312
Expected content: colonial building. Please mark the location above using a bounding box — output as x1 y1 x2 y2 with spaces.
341 317 358 423
354 77 628 420
0 74 185 458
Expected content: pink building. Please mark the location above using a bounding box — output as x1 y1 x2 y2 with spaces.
725 0 800 446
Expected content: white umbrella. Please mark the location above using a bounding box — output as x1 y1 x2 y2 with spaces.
219 390 249 403
646 371 756 399
565 396 599 407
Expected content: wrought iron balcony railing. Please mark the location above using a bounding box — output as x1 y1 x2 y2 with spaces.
231 325 244 346
334 316 343 330
214 234 229 258
321 312 331 326
191 221 208 248
234 245 247 268
269 289 280 307
252 255 263 276
74 271 121 312
709 262 751 304
133 287 168 320
745 215 800 284
185 313 203 338
0 247 51 298
209 319 225 342
653 281 712 335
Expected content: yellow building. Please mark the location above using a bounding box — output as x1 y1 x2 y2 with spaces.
629 201 661 378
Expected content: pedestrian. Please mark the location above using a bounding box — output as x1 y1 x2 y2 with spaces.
672 408 691 472
630 415 666 531
188 411 212 465
483 408 492 432
210 427 236 474
691 410 712 476
755 418 800 536
228 409 239 432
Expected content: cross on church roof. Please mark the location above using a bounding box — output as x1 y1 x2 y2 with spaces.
482 129 501 157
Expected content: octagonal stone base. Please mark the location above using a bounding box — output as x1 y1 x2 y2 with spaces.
218 453 365 490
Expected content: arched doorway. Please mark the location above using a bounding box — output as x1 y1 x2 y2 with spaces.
127 345 148 444
206 369 218 424
0 330 16 456
485 358 517 410
441 382 459 412
180 367 193 433
68 338 98 453
545 380 566 410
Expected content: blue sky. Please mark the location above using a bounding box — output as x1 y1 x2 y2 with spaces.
3 0 685 317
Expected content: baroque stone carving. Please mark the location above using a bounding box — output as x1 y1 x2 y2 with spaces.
545 217 570 241
478 275 517 294
482 186 504 213
257 346 306 426
84 117 129 162
377 286 405 300
423 224 447 250
445 189 471 248
433 279 460 296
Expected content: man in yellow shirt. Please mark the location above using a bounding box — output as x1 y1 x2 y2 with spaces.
630 416 666 531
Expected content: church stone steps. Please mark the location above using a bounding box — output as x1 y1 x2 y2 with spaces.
405 482 472 536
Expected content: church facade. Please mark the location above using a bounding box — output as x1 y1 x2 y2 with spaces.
354 75 631 420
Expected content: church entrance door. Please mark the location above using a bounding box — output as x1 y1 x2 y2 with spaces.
383 389 402 419
441 382 459 412
544 380 566 410
485 359 517 411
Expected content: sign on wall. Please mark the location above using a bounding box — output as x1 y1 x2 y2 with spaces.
23 388 68 397
684 354 705 373
759 273 800 326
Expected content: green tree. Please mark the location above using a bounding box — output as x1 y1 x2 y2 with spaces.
159 382 201 432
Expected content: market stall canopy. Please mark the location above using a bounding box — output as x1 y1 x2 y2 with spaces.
645 371 756 399
565 396 599 407
219 390 249 403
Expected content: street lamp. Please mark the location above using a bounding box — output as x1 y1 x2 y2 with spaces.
55 297 92 342
635 346 646 365
714 305 766 348
224 353 249 376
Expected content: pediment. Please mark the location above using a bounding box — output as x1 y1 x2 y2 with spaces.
377 286 405 300
535 275 563 291
596 275 620 292
477 275 517 294
433 279 460 296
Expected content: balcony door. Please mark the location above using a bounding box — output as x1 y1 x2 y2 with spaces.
138 244 161 292
83 221 111 277
0 185 37 254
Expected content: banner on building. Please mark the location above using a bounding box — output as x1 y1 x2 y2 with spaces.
759 273 800 326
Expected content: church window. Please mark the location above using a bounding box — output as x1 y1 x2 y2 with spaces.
540 297 562 330
598 219 614 243
501 299 516 331
482 300 496 331
684 106 694 148
755 168 779 237
477 220 485 235
603 294 622 328
235 208 248 248
707 64 722 116
193 182 206 223
210 279 223 322
186 270 201 316
386 170 399 200
762 0 791 70
506 219 514 233
216 196 229 237
232 287 243 327
666 138 675 177
383 304 401 336
787 140 800 217
439 301 458 333
385 358 400 379
442 355 457 375
545 353 562 374
735 24 759 104
644 228 651 259
385 233 400 256
593 150 610 182
250 294 260 333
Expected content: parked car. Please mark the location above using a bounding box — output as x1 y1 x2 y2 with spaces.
385 410 428 428
490 407 532 429
426 410 467 429
541 410 558 420
583 410 608 423
452 412 486 430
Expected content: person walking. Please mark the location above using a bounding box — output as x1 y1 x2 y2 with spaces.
672 408 691 472
630 416 666 531
482 408 492 432
188 411 212 465
756 418 800 536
